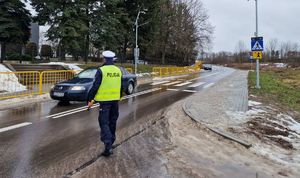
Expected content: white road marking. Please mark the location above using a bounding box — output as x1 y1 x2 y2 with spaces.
0 122 32 133
53 105 99 119
204 83 215 89
122 88 161 99
183 90 197 93
174 82 192 87
167 89 180 91
188 72 220 82
162 81 182 86
46 104 100 118
151 81 170 86
188 82 206 88
48 88 162 119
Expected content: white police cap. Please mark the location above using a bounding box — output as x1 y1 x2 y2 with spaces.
102 50 115 59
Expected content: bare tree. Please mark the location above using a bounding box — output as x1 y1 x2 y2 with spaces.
266 38 278 61
235 40 246 53
280 41 292 60
181 0 214 49
235 40 248 63
291 42 299 52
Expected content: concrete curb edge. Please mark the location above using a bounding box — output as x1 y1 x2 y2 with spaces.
182 101 252 149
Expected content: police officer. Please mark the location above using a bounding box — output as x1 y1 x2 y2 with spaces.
87 50 122 157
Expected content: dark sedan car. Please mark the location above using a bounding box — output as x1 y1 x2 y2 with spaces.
203 64 212 71
50 67 137 103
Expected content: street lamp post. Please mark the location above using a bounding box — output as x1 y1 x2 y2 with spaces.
134 10 146 74
254 0 261 89
134 12 140 75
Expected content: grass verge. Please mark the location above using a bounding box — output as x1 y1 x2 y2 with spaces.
248 69 300 111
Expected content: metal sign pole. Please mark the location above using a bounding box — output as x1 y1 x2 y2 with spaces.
255 0 261 89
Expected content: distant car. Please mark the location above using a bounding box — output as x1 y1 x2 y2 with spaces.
203 64 212 71
50 67 137 103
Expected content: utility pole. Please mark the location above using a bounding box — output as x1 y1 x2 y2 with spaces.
255 0 261 89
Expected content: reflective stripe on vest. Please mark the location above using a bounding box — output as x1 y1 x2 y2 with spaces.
94 65 122 102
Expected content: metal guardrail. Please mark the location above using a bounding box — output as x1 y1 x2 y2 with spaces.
0 68 133 100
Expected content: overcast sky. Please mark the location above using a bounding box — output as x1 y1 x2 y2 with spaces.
26 0 300 52
201 0 300 52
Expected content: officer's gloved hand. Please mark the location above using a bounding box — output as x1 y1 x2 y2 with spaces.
87 100 94 111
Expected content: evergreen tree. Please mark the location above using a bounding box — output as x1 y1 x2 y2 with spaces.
0 0 31 63
31 0 91 61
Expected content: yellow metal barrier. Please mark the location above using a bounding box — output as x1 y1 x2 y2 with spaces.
40 70 76 94
152 66 200 78
152 67 161 77
0 71 40 100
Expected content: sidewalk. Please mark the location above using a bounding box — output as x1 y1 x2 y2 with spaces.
183 70 249 128
183 69 300 175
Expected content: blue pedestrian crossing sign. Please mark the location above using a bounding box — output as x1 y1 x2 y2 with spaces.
251 37 264 51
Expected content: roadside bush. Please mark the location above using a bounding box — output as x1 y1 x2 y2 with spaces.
22 54 32 61
25 42 38 58
6 53 21 60
41 45 53 59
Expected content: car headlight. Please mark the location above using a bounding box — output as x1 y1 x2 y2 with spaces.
50 85 55 90
70 86 86 91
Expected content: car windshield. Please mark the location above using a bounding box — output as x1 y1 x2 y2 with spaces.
77 69 97 78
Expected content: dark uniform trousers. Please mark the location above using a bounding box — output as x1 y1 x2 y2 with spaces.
98 101 119 148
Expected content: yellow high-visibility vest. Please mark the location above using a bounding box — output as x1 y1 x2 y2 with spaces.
94 65 122 102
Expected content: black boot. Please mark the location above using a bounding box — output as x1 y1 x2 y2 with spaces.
101 144 113 157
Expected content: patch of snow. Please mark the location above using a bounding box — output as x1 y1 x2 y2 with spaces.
248 100 262 107
277 114 300 134
0 64 27 93
260 63 269 66
0 64 11 72
251 144 300 167
43 62 83 71
244 109 300 168
226 108 266 123
274 63 287 68
136 73 151 77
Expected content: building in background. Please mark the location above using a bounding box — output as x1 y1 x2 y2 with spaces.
29 23 40 50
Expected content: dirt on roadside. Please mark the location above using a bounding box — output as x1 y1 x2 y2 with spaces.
73 101 296 178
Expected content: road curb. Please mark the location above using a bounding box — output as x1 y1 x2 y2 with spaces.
182 101 252 149
0 94 51 111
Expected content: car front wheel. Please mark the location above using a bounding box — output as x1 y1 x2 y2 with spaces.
126 82 134 95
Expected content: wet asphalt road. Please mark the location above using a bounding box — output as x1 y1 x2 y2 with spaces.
0 66 235 178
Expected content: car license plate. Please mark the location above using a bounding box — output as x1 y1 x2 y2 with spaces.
53 92 64 97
